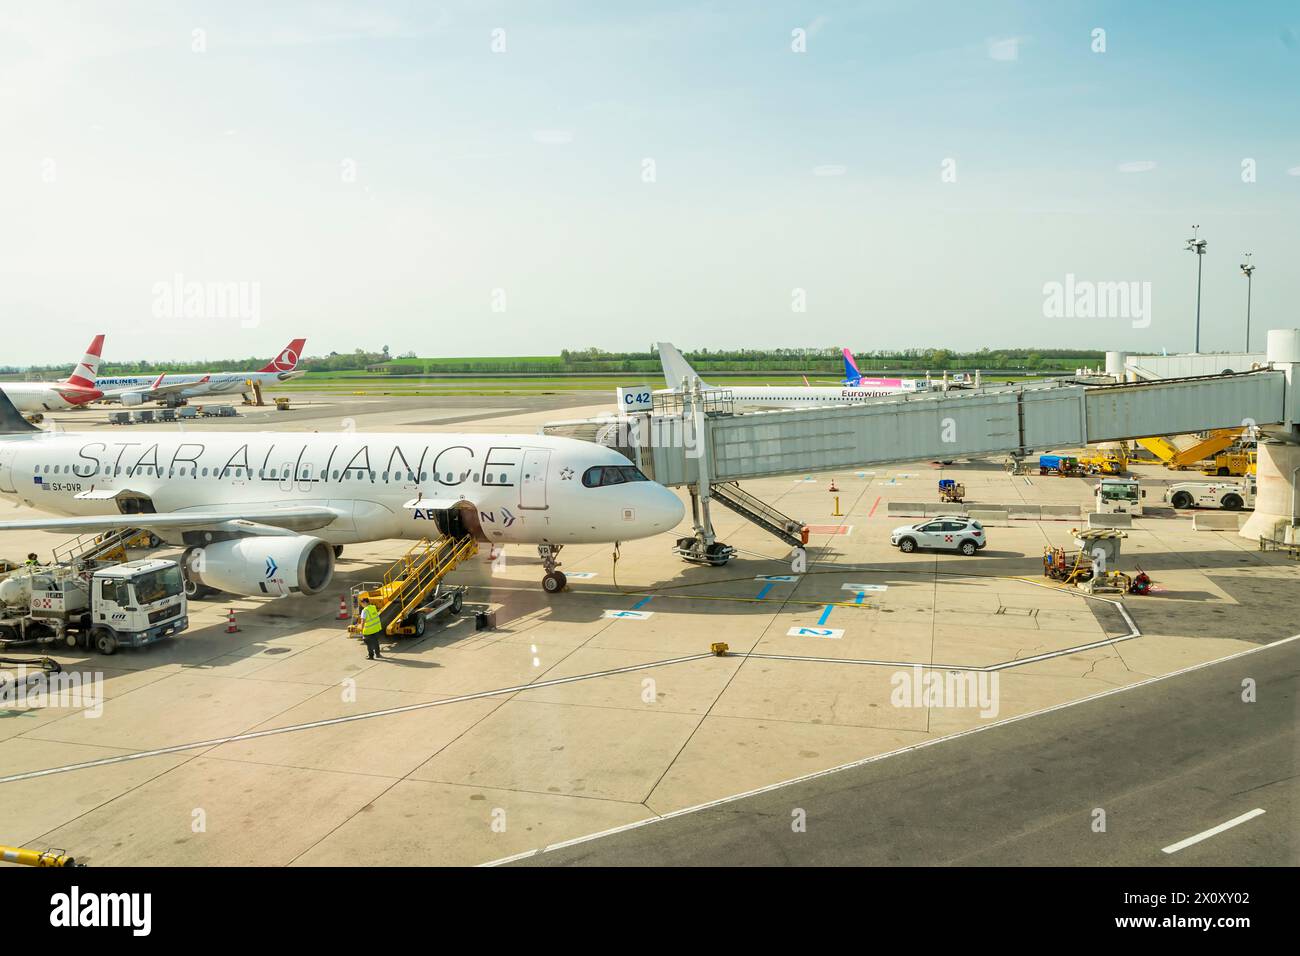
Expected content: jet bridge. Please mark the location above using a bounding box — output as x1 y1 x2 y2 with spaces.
543 329 1300 561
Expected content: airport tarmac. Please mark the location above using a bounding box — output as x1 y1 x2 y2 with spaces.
1 395 1296 866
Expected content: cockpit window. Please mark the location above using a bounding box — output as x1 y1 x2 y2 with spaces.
582 465 649 487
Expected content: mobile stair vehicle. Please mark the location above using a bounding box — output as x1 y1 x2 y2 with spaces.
348 535 477 640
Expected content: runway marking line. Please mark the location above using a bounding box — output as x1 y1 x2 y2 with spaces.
482 633 1300 866
1161 809 1266 855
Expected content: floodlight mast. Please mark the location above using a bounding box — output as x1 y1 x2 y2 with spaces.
1185 225 1207 353
1240 254 1256 353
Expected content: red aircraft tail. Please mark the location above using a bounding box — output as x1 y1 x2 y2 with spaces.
259 338 306 373
63 334 105 389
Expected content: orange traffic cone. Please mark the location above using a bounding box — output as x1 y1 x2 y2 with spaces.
226 608 240 634
337 594 350 620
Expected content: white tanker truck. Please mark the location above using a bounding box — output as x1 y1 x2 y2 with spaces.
0 558 189 655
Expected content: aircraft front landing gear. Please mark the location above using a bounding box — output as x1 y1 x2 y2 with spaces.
538 545 567 593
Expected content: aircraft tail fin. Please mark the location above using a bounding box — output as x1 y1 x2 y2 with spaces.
259 338 306 373
0 387 40 434
64 334 105 389
842 347 862 385
657 342 706 390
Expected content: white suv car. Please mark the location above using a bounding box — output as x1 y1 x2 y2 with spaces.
891 517 986 555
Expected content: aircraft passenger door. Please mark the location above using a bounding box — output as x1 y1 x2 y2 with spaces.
0 444 15 494
519 449 550 510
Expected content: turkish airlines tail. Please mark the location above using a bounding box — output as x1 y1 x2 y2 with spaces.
258 338 307 373
64 334 105 389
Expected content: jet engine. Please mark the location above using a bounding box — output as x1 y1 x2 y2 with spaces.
120 392 146 407
184 535 335 597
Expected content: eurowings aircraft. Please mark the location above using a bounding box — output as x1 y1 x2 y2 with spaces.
0 391 684 596
656 342 923 408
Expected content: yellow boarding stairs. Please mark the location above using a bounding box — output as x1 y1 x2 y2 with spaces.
50 528 159 568
1135 428 1239 471
348 534 477 638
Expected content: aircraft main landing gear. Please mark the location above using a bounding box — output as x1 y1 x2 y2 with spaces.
539 544 567 593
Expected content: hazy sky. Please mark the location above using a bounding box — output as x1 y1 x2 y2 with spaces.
3 1 1299 366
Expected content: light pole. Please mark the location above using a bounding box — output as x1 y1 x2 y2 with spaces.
1185 225 1207 353
1240 255 1255 353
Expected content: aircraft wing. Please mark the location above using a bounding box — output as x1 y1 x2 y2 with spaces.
0 504 343 536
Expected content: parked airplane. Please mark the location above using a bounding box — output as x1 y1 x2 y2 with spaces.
0 335 106 413
808 347 926 390
92 337 308 406
0 391 684 596
656 342 924 408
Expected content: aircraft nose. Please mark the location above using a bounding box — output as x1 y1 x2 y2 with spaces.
642 484 685 532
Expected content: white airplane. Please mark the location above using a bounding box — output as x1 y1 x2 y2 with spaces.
92 337 308 406
656 342 924 409
0 391 684 596
1 335 107 413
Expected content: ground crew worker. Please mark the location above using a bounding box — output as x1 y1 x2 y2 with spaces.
24 552 39 567
358 596 384 660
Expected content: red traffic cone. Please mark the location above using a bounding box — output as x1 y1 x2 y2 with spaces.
828 479 839 492
337 594 351 620
225 608 240 634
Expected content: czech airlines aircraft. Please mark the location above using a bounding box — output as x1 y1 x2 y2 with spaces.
656 342 924 409
0 392 684 596
0 335 107 413
93 337 308 406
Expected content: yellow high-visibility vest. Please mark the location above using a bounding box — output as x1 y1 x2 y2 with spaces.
360 604 382 636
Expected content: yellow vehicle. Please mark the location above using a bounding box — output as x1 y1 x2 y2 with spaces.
1202 449 1256 477
1080 449 1128 475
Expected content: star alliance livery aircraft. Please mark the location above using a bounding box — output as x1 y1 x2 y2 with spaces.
0 390 684 596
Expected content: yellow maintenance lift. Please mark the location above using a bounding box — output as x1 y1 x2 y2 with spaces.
348 535 477 639
1135 428 1240 471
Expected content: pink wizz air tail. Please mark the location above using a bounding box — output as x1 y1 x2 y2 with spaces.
64 334 105 390
259 338 306 373
841 347 902 389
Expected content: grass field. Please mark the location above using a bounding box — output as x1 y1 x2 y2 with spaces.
277 372 1048 397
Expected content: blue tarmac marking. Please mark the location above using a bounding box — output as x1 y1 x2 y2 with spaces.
756 582 776 600
854 591 866 605
631 596 653 610
817 604 833 625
